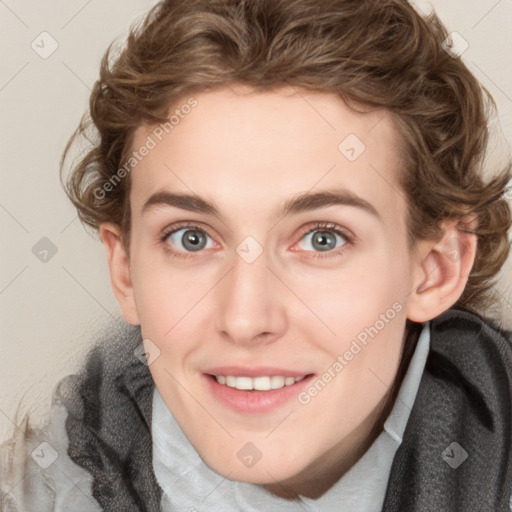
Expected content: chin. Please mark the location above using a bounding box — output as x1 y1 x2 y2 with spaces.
200 448 307 487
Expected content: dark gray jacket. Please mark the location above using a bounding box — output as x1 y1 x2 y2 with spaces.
2 308 512 511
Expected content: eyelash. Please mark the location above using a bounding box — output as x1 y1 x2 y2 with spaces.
159 221 354 261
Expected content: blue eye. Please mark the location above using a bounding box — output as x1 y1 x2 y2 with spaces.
299 226 348 253
160 221 353 261
163 226 215 253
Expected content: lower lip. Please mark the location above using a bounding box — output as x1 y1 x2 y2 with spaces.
203 374 314 414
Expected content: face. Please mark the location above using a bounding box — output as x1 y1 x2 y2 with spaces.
111 85 427 496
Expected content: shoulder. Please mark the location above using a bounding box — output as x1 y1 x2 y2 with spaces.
56 321 155 462
60 321 163 509
0 376 102 511
430 307 512 510
429 306 512 361
426 306 512 408
0 321 156 511
431 307 512 339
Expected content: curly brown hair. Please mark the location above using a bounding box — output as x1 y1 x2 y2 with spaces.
61 0 511 317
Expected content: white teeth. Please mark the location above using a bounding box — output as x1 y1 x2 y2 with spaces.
235 377 253 390
253 376 271 390
270 376 284 389
215 375 305 391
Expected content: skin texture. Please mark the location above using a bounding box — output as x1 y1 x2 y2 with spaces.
100 84 477 498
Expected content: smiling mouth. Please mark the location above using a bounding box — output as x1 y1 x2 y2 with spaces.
211 374 306 391
204 372 315 413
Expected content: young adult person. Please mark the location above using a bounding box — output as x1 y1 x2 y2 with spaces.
2 1 512 510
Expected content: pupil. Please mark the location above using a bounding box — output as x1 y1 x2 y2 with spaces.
183 230 205 251
314 231 335 251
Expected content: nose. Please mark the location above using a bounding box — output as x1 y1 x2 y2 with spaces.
214 246 288 347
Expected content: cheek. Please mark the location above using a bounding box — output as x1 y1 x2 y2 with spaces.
305 309 407 442
129 250 199 331
129 259 218 372
290 255 408 344
293 251 409 407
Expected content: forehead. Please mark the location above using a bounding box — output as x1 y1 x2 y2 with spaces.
129 85 406 224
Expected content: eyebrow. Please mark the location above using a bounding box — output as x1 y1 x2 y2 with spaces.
141 188 381 222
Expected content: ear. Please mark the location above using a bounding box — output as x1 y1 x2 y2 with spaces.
406 216 478 323
99 222 140 326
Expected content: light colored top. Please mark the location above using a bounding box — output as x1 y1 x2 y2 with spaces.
152 321 431 511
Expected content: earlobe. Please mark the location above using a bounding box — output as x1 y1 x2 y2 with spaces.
406 218 478 323
99 223 140 326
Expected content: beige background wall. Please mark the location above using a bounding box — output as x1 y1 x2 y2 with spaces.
1 0 511 441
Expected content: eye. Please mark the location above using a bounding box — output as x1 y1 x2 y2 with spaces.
160 221 353 260
296 222 351 257
161 223 215 256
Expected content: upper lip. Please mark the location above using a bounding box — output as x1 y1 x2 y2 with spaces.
204 366 313 378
